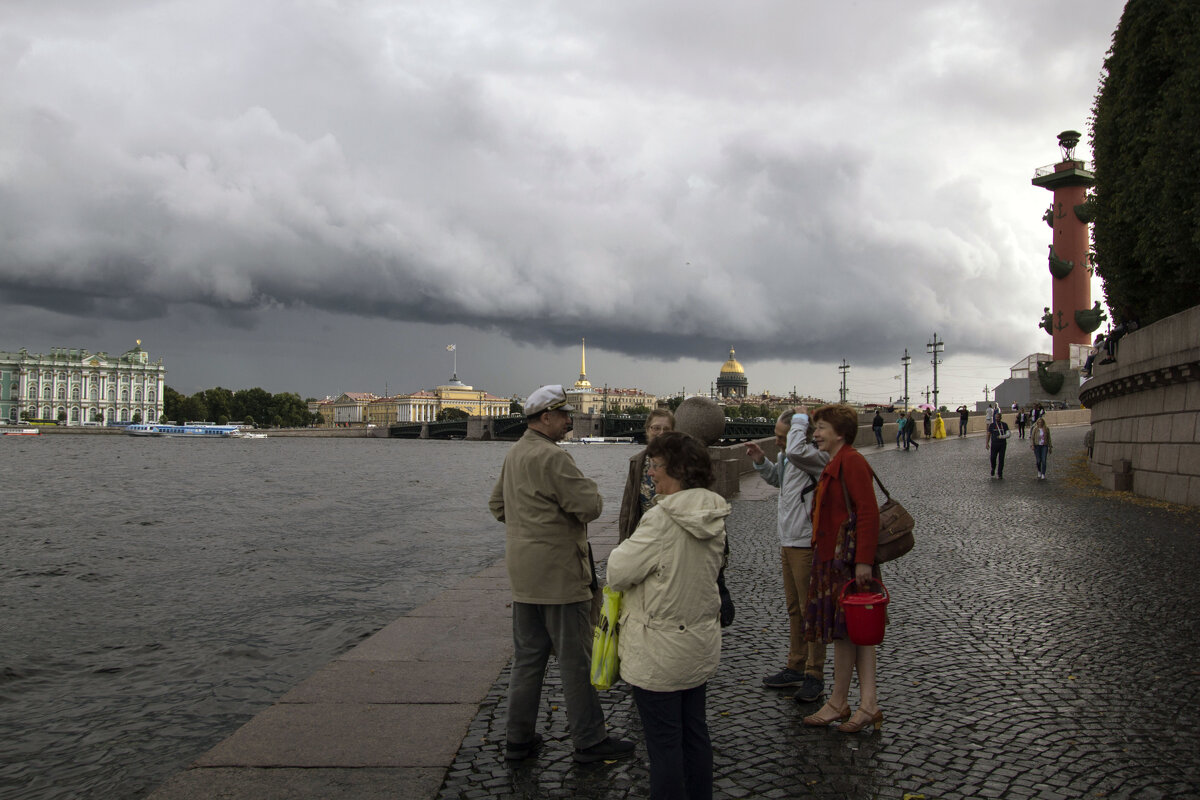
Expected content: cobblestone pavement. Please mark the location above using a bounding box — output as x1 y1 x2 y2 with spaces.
436 427 1200 800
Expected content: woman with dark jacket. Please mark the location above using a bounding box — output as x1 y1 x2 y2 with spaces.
618 409 675 542
802 404 884 733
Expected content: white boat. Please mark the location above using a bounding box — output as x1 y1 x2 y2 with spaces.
577 436 636 444
3 428 41 436
230 431 268 439
126 423 241 438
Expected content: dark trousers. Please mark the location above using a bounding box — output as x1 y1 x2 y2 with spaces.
990 443 1007 476
905 429 919 450
959 418 967 436
631 683 713 800
873 427 883 447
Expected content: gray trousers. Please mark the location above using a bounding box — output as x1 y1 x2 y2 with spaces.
507 600 606 749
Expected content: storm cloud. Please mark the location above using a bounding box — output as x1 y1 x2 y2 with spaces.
0 0 1124 399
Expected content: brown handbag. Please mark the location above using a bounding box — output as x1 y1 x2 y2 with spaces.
838 470 915 564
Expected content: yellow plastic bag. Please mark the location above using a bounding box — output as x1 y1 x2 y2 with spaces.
590 586 622 690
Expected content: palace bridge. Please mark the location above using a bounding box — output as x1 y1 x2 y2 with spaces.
387 414 776 443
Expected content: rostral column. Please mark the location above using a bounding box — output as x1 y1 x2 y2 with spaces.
1031 130 1100 362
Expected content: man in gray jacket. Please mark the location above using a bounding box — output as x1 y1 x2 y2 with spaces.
489 384 635 764
745 407 830 703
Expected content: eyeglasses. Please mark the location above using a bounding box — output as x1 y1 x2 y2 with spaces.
647 424 671 432
647 460 665 471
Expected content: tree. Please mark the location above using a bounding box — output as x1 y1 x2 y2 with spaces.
628 404 650 415
437 407 469 421
724 405 739 418
267 392 310 427
178 394 207 422
667 396 683 411
509 399 523 415
1091 0 1200 325
57 409 67 423
233 388 273 427
163 386 185 422
131 411 142 424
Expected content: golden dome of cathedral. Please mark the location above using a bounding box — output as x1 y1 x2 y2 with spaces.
720 348 745 375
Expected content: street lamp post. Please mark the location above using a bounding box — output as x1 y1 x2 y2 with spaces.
838 360 850 403
927 333 944 410
900 349 912 411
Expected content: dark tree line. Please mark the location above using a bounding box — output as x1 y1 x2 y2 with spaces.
1091 0 1200 326
162 386 320 428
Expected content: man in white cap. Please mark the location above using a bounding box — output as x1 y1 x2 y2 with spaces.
489 384 635 764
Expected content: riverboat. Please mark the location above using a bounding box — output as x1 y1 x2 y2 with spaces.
126 423 241 438
3 428 41 436
577 436 636 444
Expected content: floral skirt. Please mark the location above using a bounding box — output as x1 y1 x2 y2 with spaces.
803 521 881 643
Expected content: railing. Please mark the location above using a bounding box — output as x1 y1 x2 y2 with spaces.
1033 161 1093 180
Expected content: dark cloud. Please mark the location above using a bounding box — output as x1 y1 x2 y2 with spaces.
0 0 1125 401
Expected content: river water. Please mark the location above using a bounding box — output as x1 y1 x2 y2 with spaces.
0 434 637 800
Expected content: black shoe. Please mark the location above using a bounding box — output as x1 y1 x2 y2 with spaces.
574 736 636 763
505 733 543 761
793 675 824 703
762 668 806 689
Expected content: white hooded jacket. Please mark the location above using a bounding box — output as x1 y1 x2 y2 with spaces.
606 487 730 693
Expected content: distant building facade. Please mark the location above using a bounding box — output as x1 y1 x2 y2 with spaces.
0 343 165 425
564 339 658 414
325 377 509 427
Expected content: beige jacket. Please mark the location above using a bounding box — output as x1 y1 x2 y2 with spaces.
606 488 730 692
489 429 603 605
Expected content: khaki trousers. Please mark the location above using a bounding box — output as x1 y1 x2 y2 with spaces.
782 547 827 677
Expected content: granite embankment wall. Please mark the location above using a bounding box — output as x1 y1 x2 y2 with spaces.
1081 304 1200 507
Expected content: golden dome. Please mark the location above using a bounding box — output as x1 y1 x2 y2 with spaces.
720 347 745 374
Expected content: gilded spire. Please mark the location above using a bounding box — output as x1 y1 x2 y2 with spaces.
574 337 592 389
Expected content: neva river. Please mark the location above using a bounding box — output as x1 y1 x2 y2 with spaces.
0 434 637 800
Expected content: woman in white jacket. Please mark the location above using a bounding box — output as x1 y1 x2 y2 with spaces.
607 431 730 800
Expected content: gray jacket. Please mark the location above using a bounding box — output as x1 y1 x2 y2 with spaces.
751 413 830 547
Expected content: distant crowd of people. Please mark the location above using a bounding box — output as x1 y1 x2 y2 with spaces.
491 385 1061 798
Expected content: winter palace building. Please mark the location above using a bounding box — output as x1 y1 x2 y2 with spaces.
0 342 166 425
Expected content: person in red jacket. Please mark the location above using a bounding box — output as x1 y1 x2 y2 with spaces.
801 404 884 734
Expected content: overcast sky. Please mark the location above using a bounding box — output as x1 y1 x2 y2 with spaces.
0 0 1126 406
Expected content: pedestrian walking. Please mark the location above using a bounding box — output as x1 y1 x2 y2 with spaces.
608 432 730 800
489 384 635 764
802 404 884 734
932 412 946 439
1031 417 1053 479
895 412 907 449
904 413 920 451
985 410 1011 479
1016 410 1028 439
871 410 884 448
746 408 830 703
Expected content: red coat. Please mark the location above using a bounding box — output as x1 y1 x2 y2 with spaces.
811 445 879 565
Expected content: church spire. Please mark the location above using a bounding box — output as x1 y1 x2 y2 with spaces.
574 337 592 389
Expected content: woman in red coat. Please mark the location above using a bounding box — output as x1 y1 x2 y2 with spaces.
801 404 883 733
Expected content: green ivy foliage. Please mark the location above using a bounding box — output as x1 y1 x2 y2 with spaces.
1090 0 1200 326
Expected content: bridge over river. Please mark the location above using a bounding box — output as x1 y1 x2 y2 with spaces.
388 413 776 443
